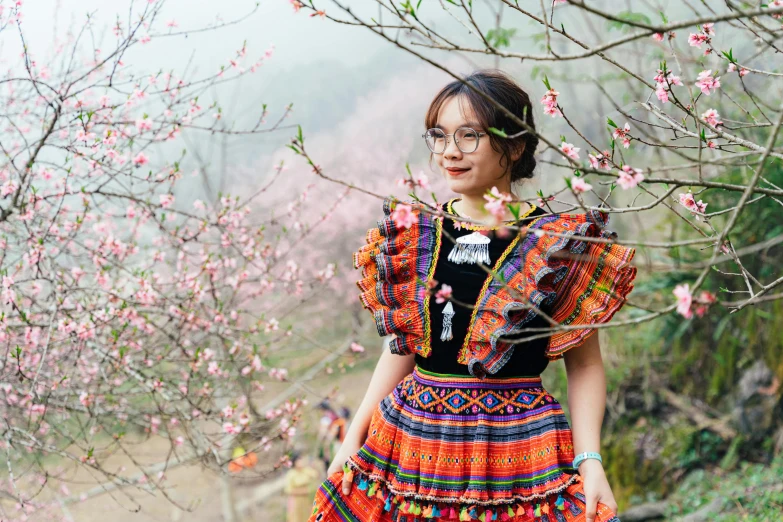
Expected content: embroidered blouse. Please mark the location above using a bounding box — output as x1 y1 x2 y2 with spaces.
352 195 638 379
414 199 551 377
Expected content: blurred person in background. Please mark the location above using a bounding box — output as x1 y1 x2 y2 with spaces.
284 450 320 522
315 400 350 473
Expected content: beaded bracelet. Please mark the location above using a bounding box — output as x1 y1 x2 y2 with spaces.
572 451 602 470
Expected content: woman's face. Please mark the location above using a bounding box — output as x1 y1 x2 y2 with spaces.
432 95 523 198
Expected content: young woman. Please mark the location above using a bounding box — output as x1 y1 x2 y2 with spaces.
309 69 637 522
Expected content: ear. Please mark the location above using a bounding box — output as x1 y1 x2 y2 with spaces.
511 141 526 162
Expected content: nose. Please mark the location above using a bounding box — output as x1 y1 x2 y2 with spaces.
443 135 462 158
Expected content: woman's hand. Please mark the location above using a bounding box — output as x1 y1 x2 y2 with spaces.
326 435 365 495
579 460 619 522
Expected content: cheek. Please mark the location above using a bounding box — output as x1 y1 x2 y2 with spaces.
474 143 504 170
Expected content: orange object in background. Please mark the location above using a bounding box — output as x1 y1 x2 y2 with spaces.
228 446 258 473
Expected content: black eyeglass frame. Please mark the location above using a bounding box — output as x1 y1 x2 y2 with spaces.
421 127 487 154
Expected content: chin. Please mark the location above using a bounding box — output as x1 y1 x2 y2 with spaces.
445 179 480 197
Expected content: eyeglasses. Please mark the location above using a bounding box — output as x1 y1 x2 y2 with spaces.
421 127 487 154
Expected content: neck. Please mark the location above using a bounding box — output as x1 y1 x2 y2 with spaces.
455 190 530 224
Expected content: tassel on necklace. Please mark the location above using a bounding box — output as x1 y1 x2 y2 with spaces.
440 300 455 341
448 231 491 265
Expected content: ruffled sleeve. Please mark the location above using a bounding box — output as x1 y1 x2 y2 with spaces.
352 196 442 357
538 209 637 360
456 209 636 377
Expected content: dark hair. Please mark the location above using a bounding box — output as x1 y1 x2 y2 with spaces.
424 69 539 184
290 449 302 464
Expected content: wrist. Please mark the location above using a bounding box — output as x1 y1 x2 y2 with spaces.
572 451 603 472
577 458 604 476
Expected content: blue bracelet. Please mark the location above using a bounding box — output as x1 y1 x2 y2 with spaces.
572 451 602 470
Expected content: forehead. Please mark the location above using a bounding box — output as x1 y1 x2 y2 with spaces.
434 96 483 130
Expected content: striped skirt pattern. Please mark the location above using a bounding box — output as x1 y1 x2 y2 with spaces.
309 366 621 521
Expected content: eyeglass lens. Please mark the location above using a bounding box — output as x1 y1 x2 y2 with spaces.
424 128 480 154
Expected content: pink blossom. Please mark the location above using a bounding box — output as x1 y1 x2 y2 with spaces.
673 284 693 318
71 267 86 282
223 422 241 435
391 203 417 229
653 69 683 87
559 142 581 159
75 129 96 142
135 118 153 132
655 84 670 103
132 152 149 166
727 63 749 77
540 88 562 118
653 69 683 104
397 170 430 191
694 290 717 318
652 33 664 42
617 165 644 190
701 108 723 127
588 150 612 170
688 33 709 48
349 342 365 353
435 284 453 304
268 368 288 381
79 391 93 408
159 194 174 208
612 123 631 148
570 177 592 194
1 180 18 198
771 0 783 19
483 186 513 222
695 70 720 95
678 191 708 220
689 23 714 48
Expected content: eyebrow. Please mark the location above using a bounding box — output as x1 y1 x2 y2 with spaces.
433 121 483 130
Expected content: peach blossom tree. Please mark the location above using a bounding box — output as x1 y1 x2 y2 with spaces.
0 0 345 517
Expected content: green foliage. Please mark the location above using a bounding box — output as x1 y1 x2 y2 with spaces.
485 27 517 48
664 455 783 521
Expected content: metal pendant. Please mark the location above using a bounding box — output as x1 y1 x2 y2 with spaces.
440 300 455 341
447 231 491 265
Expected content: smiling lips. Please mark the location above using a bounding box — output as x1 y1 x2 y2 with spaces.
446 167 469 175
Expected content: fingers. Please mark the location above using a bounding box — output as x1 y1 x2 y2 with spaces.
585 496 597 522
341 462 355 495
341 472 352 495
597 499 619 516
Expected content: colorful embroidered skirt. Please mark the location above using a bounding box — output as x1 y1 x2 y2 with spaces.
309 366 621 522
